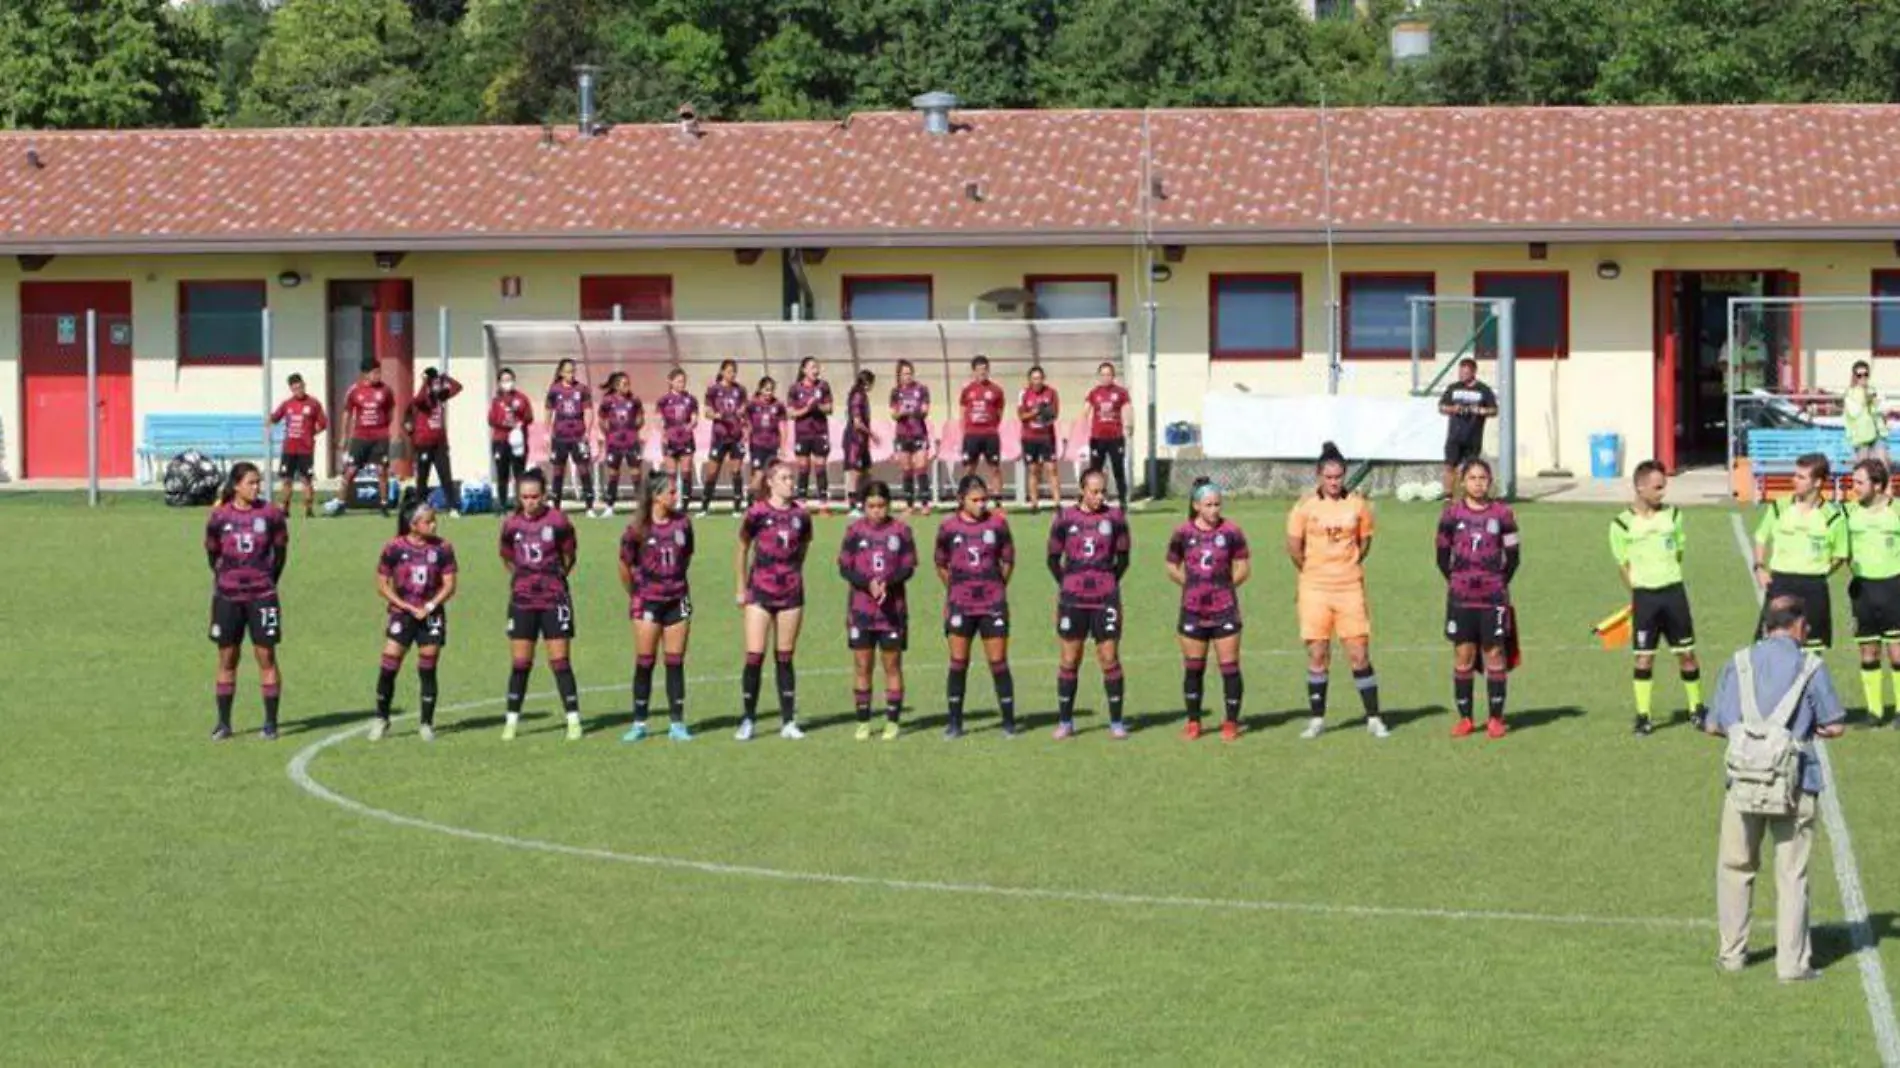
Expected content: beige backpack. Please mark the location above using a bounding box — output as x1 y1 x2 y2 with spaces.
1724 649 1820 817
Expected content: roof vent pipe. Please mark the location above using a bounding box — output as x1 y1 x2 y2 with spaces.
577 65 600 137
911 92 960 136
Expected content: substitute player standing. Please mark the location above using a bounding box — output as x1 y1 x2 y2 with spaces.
1437 458 1520 738
1018 365 1061 513
842 370 877 515
787 358 834 509
1752 452 1846 651
890 359 933 512
499 470 584 741
734 461 815 740
372 503 457 741
838 480 917 739
205 462 288 740
1084 363 1132 511
744 376 788 507
702 359 749 515
936 475 1019 738
1049 468 1132 739
960 355 1005 496
619 472 696 742
405 367 463 511
338 361 397 517
1285 445 1385 739
1168 478 1252 742
656 367 699 506
545 359 596 515
1609 460 1706 736
597 372 644 515
270 374 327 518
488 367 534 510
1845 458 1900 723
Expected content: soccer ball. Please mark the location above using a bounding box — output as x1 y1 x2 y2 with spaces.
323 498 347 517
1416 481 1446 502
1395 483 1418 502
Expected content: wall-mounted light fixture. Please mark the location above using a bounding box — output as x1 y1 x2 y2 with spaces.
277 270 304 288
1596 260 1622 280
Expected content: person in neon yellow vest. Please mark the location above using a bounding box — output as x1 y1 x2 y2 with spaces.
1843 360 1887 463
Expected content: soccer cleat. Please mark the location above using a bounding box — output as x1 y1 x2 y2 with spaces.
855 722 874 742
1451 717 1477 738
1182 719 1203 741
1220 720 1241 743
622 721 650 743
1486 716 1508 739
779 721 806 740
565 717 584 742
501 719 518 742
369 717 389 742
882 721 901 741
1690 707 1709 731
1299 716 1325 740
943 723 966 740
668 722 692 742
418 724 436 742
1108 722 1130 740
735 718 756 742
1632 715 1653 737
1366 716 1390 739
999 721 1018 738
210 723 233 741
259 724 279 741
1052 721 1076 740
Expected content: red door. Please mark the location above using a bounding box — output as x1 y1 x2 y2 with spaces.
21 281 133 478
1653 271 1679 473
580 276 673 320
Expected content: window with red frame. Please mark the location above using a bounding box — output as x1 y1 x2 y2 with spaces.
1474 272 1569 359
1342 273 1432 358
844 276 932 320
1027 276 1116 319
1875 271 1900 356
179 281 266 365
1209 274 1301 359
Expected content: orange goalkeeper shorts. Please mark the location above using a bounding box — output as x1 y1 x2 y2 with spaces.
1298 586 1371 643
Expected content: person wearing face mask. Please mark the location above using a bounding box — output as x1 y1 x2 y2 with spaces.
488 368 535 510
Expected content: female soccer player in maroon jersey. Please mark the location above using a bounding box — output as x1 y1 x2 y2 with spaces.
597 372 644 515
890 359 932 513
1018 365 1060 513
734 461 815 740
499 470 584 741
837 481 917 739
843 369 876 514
618 472 696 742
744 376 788 507
701 359 749 516
204 462 289 740
656 366 699 505
545 358 595 514
1048 468 1132 739
787 357 834 509
1165 478 1252 742
1437 458 1521 738
373 503 458 741
935 475 1019 737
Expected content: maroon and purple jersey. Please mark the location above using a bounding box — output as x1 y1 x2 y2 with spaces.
935 510 1014 619
1438 499 1519 608
741 501 812 608
960 380 1005 432
838 518 917 634
1048 505 1130 609
746 398 787 452
891 381 931 443
788 379 832 443
619 514 694 609
843 387 872 455
1019 385 1059 442
546 381 592 443
205 503 289 603
378 535 458 611
500 508 576 610
1166 519 1250 625
705 382 748 444
599 393 643 452
657 390 698 452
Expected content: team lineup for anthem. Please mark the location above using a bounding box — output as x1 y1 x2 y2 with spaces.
205 353 1900 747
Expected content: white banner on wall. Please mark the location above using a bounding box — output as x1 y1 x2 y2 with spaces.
1202 392 1446 461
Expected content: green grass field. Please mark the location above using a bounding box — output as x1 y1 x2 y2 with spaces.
5 491 1898 1065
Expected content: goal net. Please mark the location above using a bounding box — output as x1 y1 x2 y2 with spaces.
481 319 1130 503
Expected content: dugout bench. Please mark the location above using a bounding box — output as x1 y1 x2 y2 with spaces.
138 414 282 484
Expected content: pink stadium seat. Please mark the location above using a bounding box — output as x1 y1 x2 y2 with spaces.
693 419 713 454
641 429 665 469
999 417 1023 463
937 418 965 462
526 423 551 467
1060 413 1092 463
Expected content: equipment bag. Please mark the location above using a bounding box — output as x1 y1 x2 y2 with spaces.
1724 650 1821 817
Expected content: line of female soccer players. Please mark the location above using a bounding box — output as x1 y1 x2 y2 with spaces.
205 446 1529 744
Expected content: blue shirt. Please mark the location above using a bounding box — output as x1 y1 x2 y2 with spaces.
1709 635 1845 794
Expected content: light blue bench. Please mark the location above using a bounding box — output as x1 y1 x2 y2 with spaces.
139 414 283 483
1744 427 1879 499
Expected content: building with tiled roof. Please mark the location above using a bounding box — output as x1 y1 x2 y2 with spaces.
3 104 1897 484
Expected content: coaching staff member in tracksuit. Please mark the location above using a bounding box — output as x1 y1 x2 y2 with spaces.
1705 595 1845 983
1439 358 1496 499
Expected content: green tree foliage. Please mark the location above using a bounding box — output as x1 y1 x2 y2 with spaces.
1034 0 1315 107
0 0 215 129
238 0 421 126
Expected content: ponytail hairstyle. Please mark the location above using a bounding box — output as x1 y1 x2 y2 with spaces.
1186 476 1215 518
798 357 819 380
604 371 627 395
220 461 262 506
1316 441 1349 499
757 374 777 396
514 468 548 514
555 358 577 382
629 470 673 543
855 369 876 394
955 473 989 513
399 500 436 538
719 358 738 381
863 479 893 509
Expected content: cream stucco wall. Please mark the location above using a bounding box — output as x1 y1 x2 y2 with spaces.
5 239 1896 487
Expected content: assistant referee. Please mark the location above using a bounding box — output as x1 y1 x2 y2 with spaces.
1609 460 1705 735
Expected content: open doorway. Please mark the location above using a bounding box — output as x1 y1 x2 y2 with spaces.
328 279 414 478
1653 269 1798 471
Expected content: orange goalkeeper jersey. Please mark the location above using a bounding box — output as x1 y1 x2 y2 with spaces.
1286 493 1374 590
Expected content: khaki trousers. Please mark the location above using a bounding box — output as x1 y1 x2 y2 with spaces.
1716 791 1818 978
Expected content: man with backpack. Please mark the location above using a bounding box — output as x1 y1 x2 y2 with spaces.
1706 595 1846 982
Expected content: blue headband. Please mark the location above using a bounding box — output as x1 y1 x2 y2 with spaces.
1192 482 1221 503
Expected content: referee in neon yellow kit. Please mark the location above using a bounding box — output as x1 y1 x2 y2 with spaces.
1610 461 1706 735
1752 452 1847 651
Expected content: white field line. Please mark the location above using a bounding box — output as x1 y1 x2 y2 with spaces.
1728 512 1899 1067
286 664 1714 936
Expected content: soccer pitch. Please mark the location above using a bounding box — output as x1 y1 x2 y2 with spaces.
6 492 1900 1065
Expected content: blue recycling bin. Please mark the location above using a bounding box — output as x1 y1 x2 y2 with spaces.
1589 433 1622 480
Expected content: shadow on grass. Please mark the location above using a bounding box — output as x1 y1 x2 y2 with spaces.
439 711 548 736
1241 708 1313 735
279 708 379 736
1812 912 1900 970
1508 705 1587 732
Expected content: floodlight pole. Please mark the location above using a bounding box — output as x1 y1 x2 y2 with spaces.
437 306 450 373
85 310 98 506
1145 300 1159 498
